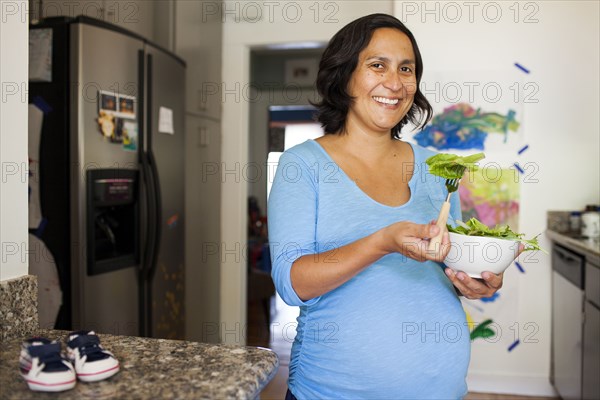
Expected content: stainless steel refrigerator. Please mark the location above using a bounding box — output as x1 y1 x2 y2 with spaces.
29 16 185 339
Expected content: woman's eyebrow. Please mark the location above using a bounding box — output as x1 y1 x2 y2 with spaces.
365 56 415 65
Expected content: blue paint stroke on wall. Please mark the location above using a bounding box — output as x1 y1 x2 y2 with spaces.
480 292 500 303
518 144 529 154
508 339 520 352
514 63 530 74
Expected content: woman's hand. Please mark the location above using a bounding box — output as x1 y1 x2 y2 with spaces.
444 269 504 299
379 221 450 263
445 243 524 299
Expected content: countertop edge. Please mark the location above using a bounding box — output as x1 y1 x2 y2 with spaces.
250 352 280 400
0 329 279 399
545 230 600 266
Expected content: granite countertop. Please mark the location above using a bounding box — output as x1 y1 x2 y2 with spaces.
0 329 278 399
546 229 600 265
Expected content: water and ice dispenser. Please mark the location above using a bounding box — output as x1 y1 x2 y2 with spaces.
86 169 139 276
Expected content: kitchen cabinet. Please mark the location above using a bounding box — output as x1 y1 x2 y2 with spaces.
583 261 600 400
176 0 223 120
104 0 155 40
184 115 222 343
37 0 156 41
174 1 223 342
548 230 600 400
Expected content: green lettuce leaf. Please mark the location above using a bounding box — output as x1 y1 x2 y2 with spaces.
447 217 545 252
426 152 486 179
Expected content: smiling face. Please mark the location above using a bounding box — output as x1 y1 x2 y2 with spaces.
345 28 418 136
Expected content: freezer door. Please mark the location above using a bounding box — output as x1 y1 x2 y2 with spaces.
70 22 143 336
143 44 186 339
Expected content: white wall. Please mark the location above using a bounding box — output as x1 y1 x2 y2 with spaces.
221 0 394 344
0 1 29 281
393 0 599 395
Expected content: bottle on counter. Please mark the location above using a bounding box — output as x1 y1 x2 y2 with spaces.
581 205 600 239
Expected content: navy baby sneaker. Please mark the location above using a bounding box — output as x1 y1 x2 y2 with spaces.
19 337 76 392
66 330 120 382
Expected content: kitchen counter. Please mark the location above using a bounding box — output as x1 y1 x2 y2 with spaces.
546 230 600 266
0 330 278 399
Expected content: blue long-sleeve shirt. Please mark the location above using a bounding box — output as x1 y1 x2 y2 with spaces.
268 139 470 399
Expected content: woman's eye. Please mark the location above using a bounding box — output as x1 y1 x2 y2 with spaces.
371 63 384 69
401 66 414 73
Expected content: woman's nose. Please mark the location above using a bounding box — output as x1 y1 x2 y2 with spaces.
383 73 417 95
382 71 405 92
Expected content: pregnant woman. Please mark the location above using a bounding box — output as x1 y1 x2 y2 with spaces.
268 13 506 399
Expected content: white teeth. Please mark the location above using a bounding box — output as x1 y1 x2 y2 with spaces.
373 96 399 105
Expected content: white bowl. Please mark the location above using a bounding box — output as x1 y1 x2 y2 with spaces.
444 232 520 278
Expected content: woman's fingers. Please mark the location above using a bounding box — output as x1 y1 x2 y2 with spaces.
445 270 478 298
445 269 503 299
415 223 439 239
424 229 450 262
517 243 525 256
390 221 453 262
481 271 504 290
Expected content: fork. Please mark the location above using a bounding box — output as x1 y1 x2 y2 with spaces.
427 178 461 252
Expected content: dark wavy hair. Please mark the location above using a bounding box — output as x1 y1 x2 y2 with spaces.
312 13 432 139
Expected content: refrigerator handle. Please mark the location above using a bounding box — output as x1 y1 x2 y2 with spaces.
147 151 162 283
145 53 162 283
139 152 158 338
137 49 145 156
138 49 154 337
143 52 162 338
141 154 157 279
137 49 150 278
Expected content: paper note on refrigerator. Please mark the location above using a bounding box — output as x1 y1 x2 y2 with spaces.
29 29 53 82
158 107 175 135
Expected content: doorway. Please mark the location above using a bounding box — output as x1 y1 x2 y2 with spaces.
246 46 324 348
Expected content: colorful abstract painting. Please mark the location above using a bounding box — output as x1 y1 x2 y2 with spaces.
458 168 520 232
406 70 529 354
457 168 522 349
413 103 520 151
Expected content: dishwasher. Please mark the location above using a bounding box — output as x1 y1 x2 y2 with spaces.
583 260 600 399
552 244 585 400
